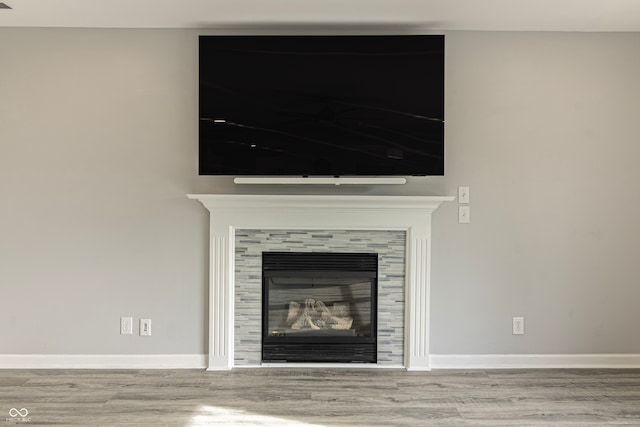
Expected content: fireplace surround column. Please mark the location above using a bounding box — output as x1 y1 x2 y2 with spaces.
188 194 454 370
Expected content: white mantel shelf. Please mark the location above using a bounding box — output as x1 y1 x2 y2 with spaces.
188 194 454 371
188 194 454 211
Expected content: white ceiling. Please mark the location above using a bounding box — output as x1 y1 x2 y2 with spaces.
1 0 640 31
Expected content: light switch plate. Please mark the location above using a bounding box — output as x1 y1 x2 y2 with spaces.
458 205 470 223
458 186 470 204
140 319 152 336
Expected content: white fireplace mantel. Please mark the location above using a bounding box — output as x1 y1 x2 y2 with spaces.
188 194 454 370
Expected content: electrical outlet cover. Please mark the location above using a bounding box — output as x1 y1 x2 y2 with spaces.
120 317 133 335
512 317 524 335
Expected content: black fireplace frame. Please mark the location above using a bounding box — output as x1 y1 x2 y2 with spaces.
261 252 378 363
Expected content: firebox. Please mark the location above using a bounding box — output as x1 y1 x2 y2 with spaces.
262 252 378 363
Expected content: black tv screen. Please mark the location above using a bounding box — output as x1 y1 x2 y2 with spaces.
199 35 444 176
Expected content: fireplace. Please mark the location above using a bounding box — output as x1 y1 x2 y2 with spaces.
187 194 454 370
262 252 378 363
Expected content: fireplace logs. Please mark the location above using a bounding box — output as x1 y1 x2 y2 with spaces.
288 299 354 331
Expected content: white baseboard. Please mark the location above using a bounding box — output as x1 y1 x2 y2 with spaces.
0 354 206 369
4 354 640 370
429 354 640 369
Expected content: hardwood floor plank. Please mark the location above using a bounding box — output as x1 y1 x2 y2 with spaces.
1 368 640 425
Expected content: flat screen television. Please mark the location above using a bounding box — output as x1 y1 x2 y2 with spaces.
199 35 444 176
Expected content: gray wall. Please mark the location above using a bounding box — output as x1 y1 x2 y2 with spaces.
0 29 207 354
432 31 640 354
1 28 640 356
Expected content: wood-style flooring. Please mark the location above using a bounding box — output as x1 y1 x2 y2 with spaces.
1 368 640 426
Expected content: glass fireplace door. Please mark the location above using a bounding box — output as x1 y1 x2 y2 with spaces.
262 252 378 363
